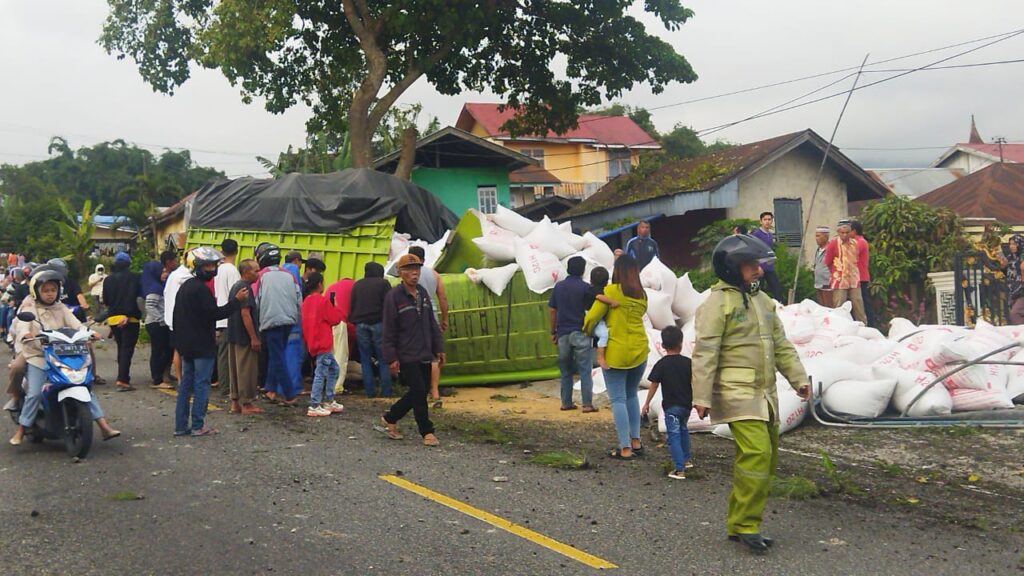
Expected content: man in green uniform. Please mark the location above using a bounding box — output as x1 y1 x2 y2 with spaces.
692 234 809 553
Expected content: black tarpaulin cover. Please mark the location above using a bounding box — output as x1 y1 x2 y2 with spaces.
190 169 457 242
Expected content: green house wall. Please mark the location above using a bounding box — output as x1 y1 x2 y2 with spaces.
410 167 510 216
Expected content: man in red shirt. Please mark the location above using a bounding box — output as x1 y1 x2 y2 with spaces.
325 276 357 392
849 221 874 327
824 222 866 323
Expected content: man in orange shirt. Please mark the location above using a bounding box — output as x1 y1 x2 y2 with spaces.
849 221 875 328
824 222 866 323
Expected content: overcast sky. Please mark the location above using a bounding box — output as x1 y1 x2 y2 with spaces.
1 0 1022 179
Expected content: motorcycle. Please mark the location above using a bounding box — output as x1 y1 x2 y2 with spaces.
5 311 98 458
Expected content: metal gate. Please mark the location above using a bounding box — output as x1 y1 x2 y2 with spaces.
953 251 1010 326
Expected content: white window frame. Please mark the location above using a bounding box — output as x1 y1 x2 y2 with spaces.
477 185 499 214
607 149 632 179
519 148 545 167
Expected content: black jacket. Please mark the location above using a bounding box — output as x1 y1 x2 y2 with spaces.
348 277 392 325
102 269 142 319
173 277 239 359
381 284 443 365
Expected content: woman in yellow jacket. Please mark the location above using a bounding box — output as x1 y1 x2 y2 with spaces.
692 235 808 553
583 255 648 460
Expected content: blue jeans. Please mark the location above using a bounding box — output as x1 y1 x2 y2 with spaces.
357 323 392 397
603 361 646 449
262 325 300 400
557 331 593 408
664 405 692 471
311 353 339 407
19 364 103 427
176 356 215 434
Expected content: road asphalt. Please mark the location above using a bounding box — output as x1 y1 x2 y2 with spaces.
1 344 1021 575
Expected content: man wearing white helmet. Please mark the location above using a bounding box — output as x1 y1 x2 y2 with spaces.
171 247 249 437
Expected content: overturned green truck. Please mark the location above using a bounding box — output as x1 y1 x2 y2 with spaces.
185 169 560 386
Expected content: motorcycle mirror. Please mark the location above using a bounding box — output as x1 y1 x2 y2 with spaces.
16 312 36 322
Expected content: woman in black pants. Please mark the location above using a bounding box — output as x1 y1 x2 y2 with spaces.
142 255 176 388
103 252 142 392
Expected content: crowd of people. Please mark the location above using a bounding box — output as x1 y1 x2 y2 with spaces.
2 239 449 446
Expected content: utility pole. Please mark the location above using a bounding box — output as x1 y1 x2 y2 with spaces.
994 136 1007 163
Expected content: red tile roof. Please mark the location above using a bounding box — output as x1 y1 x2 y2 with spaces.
957 143 1024 164
455 103 659 148
916 162 1024 224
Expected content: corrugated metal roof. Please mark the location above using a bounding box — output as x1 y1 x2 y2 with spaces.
866 168 965 199
916 163 1024 224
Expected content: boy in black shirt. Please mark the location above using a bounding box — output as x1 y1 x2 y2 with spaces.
642 326 693 479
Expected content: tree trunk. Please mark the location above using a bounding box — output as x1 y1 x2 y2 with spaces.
348 111 374 169
394 127 418 180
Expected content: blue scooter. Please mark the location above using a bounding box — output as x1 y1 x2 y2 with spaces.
6 312 97 458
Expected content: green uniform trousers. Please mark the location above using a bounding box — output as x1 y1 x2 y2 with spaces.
726 415 779 536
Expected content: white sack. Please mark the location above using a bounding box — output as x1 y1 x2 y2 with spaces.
887 317 918 341
890 368 953 417
573 367 607 396
942 363 1008 393
671 274 707 326
644 288 676 330
465 263 519 297
581 232 615 271
639 256 677 296
524 216 576 259
557 222 588 251
490 204 537 237
472 237 516 262
949 388 1014 412
829 339 899 365
822 378 897 418
514 238 561 293
389 232 411 260
802 357 873 393
1008 365 1024 402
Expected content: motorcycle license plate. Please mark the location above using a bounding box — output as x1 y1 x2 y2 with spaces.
53 343 88 356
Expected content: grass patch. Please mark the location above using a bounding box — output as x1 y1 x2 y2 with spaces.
489 394 518 402
820 451 863 496
528 451 589 470
875 460 904 477
110 490 143 501
967 516 990 531
453 420 517 444
771 476 820 500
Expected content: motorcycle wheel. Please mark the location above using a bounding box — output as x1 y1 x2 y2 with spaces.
63 400 93 459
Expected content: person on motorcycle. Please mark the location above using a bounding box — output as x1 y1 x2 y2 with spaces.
9 268 120 446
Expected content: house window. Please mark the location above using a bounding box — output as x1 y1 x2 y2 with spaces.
519 148 545 167
478 185 498 214
608 149 632 179
773 198 803 248
542 186 555 198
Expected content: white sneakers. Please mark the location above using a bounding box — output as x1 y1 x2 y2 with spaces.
306 406 331 417
307 402 344 417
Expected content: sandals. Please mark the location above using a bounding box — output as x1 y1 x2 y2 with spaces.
581 405 599 413
560 404 579 411
191 427 218 437
115 383 136 392
422 433 440 447
102 430 121 441
608 448 636 460
380 416 403 440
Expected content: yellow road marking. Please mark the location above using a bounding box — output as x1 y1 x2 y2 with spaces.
379 474 617 570
154 387 221 412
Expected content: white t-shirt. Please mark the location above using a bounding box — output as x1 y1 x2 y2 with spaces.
214 261 241 329
163 265 193 330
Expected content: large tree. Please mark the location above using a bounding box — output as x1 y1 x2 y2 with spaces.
100 0 697 168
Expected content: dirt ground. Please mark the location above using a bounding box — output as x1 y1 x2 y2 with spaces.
431 380 1024 535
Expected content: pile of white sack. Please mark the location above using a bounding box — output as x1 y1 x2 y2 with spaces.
386 230 449 275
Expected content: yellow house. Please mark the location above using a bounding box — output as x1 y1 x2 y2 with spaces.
151 191 196 254
455 103 659 207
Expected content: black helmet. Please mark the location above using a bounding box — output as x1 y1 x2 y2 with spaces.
255 242 281 269
28 265 64 301
712 234 775 289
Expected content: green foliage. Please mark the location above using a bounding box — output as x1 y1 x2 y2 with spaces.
693 218 759 264
56 199 102 283
773 244 816 303
770 476 820 500
0 139 221 260
101 0 698 165
528 451 589 470
660 123 732 160
820 450 862 496
685 218 814 302
861 196 970 291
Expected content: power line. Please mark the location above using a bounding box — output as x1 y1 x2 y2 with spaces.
696 30 1024 137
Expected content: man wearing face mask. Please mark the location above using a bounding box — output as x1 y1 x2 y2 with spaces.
691 234 809 554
